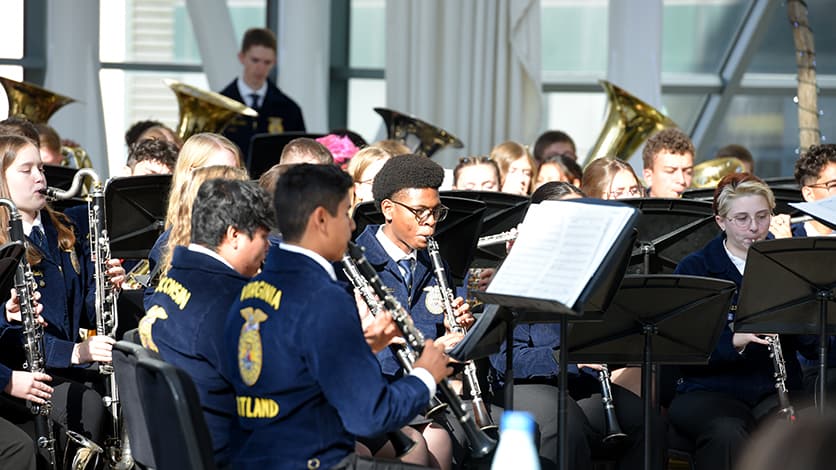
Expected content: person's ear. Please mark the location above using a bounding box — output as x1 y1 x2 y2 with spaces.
642 168 653 185
380 199 394 224
801 185 816 202
226 226 239 249
715 215 726 232
237 51 246 65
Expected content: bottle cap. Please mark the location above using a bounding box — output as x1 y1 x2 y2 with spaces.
500 411 535 433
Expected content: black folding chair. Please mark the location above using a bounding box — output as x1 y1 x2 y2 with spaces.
135 357 217 470
112 341 160 469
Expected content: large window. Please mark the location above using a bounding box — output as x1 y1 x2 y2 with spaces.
0 0 26 119
99 0 265 172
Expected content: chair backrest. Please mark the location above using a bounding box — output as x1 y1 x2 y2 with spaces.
136 356 218 470
112 340 159 468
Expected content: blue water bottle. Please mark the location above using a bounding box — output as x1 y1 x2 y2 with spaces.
490 411 540 470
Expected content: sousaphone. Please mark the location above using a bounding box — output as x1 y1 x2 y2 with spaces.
374 107 463 158
0 76 76 123
164 79 257 141
584 80 678 166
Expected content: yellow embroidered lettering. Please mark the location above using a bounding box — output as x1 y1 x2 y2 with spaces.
240 281 282 310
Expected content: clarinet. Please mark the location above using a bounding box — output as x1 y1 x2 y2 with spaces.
348 242 497 458
765 336 797 422
43 169 134 469
0 198 57 469
598 365 628 444
341 255 447 420
426 237 496 432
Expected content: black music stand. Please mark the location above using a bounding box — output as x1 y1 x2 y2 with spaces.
567 275 736 470
619 198 720 274
474 199 639 470
247 132 325 179
440 190 529 267
105 175 171 260
105 175 171 339
734 238 836 413
352 196 486 284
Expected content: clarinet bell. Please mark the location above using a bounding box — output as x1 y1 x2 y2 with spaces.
602 431 628 447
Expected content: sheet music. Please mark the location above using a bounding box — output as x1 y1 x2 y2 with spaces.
790 194 836 227
486 200 636 307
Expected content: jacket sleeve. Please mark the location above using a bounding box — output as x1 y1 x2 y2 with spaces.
303 287 428 437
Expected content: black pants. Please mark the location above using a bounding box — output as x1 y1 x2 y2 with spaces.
0 416 36 470
0 373 107 467
668 391 778 470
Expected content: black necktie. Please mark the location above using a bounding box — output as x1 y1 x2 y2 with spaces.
29 226 47 253
248 93 260 109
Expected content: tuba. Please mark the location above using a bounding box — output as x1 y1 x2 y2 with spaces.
0 76 76 123
584 80 678 166
691 157 745 189
374 107 464 158
164 79 257 141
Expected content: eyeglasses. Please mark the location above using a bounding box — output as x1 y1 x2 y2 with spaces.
458 156 492 165
389 199 449 224
725 211 772 228
805 179 836 193
608 186 643 199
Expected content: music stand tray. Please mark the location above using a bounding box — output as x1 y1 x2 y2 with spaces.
440 190 529 267
352 196 486 284
734 237 836 411
105 175 172 260
619 198 720 274
247 132 325 179
566 274 735 470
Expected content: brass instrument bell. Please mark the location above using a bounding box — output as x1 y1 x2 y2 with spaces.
164 79 257 141
374 107 463 158
0 76 76 123
584 80 678 166
691 157 746 189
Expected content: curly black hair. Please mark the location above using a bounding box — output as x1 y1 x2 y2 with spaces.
372 154 444 202
642 128 695 169
794 144 836 186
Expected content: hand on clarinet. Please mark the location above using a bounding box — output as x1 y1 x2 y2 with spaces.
4 288 45 326
769 214 793 239
444 296 474 332
733 333 774 353
4 371 53 404
72 334 115 365
413 339 453 384
106 258 126 289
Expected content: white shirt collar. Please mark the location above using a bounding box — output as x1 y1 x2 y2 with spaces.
22 212 44 237
279 243 337 281
187 243 236 271
723 239 746 275
375 226 416 263
236 78 268 103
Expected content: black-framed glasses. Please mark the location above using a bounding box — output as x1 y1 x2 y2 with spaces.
389 199 449 224
806 179 836 192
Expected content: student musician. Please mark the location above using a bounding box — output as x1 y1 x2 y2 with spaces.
642 128 694 198
352 154 475 469
489 181 667 470
0 134 125 452
140 178 273 467
669 173 816 470
222 164 451 469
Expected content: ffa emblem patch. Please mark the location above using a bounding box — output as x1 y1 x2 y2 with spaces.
138 305 168 353
238 307 268 386
267 117 285 134
68 250 80 274
424 285 445 315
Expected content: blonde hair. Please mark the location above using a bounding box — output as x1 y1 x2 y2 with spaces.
346 147 391 183
581 157 640 199
159 165 250 275
370 139 410 157
165 133 244 231
713 174 775 218
489 141 537 195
